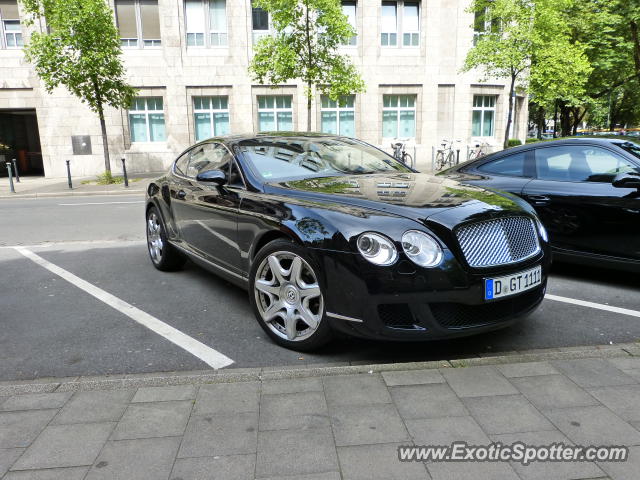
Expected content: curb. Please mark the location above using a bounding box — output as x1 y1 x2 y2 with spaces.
1 342 638 396
0 189 146 199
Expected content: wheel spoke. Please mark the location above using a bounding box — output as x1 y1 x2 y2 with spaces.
255 279 280 296
296 308 319 330
299 283 320 300
267 255 286 284
263 300 285 322
289 257 303 286
284 308 298 340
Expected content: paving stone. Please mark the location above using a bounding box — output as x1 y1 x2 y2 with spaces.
0 410 58 449
0 448 24 477
194 382 259 415
587 384 640 422
381 369 444 387
51 390 133 425
258 473 341 480
390 384 468 419
544 405 640 446
441 366 518 397
426 460 520 480
496 362 559 378
405 415 490 446
607 357 640 371
170 454 255 480
259 391 328 431
85 437 180 480
323 374 391 407
337 443 430 480
178 412 258 458
12 422 114 470
131 385 196 403
462 395 554 434
255 427 338 478
111 400 192 440
510 375 599 410
552 358 638 387
597 444 640 480
3 466 89 480
329 403 410 446
1 393 72 412
261 377 323 395
632 421 640 432
490 430 605 480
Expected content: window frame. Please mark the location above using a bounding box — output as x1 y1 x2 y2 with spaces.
193 95 230 141
381 94 417 140
320 95 356 137
474 149 535 178
251 3 272 44
184 0 228 48
115 0 161 49
0 0 22 49
173 141 247 189
257 95 294 132
129 96 166 143
340 1 357 46
471 95 497 138
380 0 420 48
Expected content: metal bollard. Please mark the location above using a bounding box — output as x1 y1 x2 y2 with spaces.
121 157 129 187
6 162 15 193
12 158 20 182
66 160 73 189
456 149 460 166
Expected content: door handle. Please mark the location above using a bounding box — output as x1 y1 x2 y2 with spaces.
177 190 187 200
526 194 550 206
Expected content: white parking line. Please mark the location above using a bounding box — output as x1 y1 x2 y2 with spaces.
58 201 144 206
14 246 234 370
546 294 640 319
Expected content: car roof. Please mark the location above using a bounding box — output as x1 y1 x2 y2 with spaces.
197 132 342 147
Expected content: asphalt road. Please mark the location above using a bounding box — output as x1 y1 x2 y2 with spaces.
1 195 639 381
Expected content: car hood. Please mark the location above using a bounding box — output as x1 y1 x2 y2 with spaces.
264 173 529 229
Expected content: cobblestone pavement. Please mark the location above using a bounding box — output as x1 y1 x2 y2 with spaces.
1 353 639 479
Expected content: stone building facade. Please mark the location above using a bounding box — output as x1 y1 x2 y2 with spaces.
0 0 527 178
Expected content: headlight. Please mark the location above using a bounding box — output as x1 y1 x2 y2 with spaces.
401 230 443 267
536 219 549 242
357 232 398 266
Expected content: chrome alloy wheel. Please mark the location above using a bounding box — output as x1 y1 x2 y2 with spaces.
254 251 324 341
147 212 164 264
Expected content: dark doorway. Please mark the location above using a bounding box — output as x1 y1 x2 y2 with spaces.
0 109 44 177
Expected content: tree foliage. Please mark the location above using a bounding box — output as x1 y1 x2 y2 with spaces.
20 0 136 172
249 0 365 131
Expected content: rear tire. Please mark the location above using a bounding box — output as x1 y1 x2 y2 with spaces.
146 206 186 271
249 239 333 351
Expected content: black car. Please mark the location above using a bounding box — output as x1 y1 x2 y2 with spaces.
146 133 550 350
442 138 640 272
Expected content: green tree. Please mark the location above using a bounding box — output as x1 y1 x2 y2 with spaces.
249 0 365 132
20 0 136 173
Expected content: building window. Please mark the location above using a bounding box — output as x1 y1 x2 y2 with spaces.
115 0 161 48
185 0 227 47
252 3 270 44
257 95 293 132
473 6 499 44
471 95 496 137
193 96 230 141
382 94 416 139
129 97 165 142
381 1 419 47
320 95 355 137
341 1 357 46
0 0 22 48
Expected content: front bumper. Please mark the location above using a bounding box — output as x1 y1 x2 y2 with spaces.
311 247 550 341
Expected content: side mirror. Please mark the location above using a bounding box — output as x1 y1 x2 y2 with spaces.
612 172 640 189
196 169 226 185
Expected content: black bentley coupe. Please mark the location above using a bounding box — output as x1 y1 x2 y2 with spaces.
440 138 640 271
146 133 551 350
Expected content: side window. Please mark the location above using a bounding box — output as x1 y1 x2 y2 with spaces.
228 160 244 187
186 143 231 178
174 151 190 175
476 152 527 177
536 145 639 182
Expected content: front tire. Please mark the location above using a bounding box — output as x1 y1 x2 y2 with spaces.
146 206 186 271
249 239 333 351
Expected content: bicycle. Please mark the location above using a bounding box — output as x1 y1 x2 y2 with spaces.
467 141 490 161
391 139 413 166
435 139 461 170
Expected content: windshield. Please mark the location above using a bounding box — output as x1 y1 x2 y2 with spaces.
237 136 412 181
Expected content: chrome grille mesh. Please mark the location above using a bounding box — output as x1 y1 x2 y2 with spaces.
455 217 540 268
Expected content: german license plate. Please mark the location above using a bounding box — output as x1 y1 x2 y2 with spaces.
484 265 542 300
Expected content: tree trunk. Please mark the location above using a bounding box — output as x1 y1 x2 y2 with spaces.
553 100 558 138
306 84 312 132
503 73 516 149
305 4 312 132
98 106 110 173
536 105 545 139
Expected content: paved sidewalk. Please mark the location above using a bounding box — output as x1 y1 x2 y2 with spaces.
1 349 639 480
0 173 162 198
